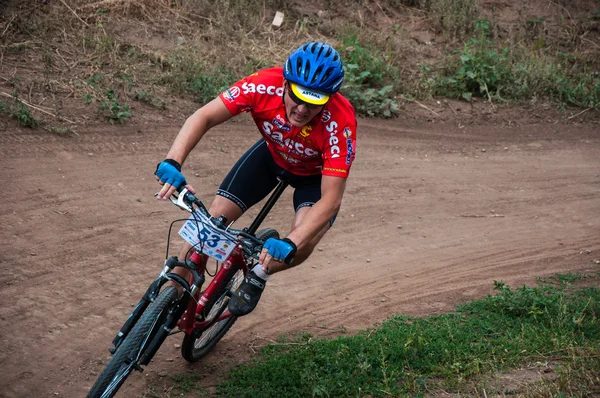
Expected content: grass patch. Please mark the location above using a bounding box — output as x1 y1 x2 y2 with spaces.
215 273 599 397
418 20 600 108
158 48 237 105
0 93 39 128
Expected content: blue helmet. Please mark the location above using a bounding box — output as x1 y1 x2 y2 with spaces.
284 42 344 95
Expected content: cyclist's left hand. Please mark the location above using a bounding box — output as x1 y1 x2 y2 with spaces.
260 238 297 272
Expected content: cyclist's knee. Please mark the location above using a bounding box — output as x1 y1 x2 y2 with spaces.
208 195 244 221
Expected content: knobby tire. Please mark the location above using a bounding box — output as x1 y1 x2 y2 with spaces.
86 286 179 398
180 228 279 362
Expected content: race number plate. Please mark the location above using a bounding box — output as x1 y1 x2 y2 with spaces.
178 210 237 261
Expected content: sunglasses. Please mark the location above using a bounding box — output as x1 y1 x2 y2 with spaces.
286 84 325 110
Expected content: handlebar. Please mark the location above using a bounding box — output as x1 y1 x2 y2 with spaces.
169 188 266 249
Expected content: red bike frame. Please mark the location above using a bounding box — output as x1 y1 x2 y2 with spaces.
175 176 289 334
176 247 248 333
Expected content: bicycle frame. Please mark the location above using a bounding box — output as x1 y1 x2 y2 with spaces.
176 247 246 333
176 175 290 334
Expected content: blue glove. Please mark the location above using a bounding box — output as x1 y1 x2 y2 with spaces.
155 160 187 190
263 238 297 264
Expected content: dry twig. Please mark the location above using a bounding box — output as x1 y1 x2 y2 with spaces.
458 214 505 218
59 0 90 27
0 91 76 124
567 108 591 120
401 95 441 117
1 14 17 37
548 1 577 29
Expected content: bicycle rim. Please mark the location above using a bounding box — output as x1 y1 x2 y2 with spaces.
86 286 178 398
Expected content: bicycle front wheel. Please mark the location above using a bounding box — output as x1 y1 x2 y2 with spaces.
86 286 178 398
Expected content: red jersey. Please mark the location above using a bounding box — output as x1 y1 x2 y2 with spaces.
218 67 357 178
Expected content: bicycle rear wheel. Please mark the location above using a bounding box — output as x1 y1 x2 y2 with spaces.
86 286 178 398
181 228 279 362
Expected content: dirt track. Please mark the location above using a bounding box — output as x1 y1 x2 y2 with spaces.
0 116 599 397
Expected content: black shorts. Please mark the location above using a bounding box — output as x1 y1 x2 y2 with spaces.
216 140 337 226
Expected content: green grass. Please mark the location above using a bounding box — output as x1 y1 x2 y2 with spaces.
158 48 237 105
337 32 401 117
213 273 599 397
420 20 600 108
0 93 38 128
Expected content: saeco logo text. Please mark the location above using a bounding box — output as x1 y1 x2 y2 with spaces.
242 82 284 96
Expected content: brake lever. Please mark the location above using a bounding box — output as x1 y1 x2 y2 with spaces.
167 188 193 213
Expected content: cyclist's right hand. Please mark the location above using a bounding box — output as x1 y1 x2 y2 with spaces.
154 159 196 200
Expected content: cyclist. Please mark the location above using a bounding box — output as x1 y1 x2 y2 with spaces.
155 41 357 316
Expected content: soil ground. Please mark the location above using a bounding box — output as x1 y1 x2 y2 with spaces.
0 112 599 397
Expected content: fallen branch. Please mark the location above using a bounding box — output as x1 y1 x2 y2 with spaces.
548 1 577 29
445 100 458 115
0 91 76 124
59 0 90 27
567 108 591 120
458 214 505 218
401 96 441 117
1 14 17 37
248 334 311 353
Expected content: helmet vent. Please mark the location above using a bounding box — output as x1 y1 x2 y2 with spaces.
320 67 333 85
304 60 311 81
312 65 324 85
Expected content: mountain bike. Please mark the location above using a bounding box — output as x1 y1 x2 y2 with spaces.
86 177 289 398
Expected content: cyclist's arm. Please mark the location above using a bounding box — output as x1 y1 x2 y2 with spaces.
166 97 234 165
286 175 346 250
157 98 233 199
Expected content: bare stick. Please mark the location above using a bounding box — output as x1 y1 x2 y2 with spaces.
581 38 600 49
402 96 441 117
59 0 90 27
55 49 71 69
549 1 577 29
2 14 17 37
0 91 76 124
567 108 592 120
482 82 496 110
445 100 458 115
375 1 393 25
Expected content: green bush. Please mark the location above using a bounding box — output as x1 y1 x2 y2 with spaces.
0 93 38 128
99 88 131 124
422 20 600 108
338 33 400 117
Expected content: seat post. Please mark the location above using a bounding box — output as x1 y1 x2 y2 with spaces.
247 177 289 235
